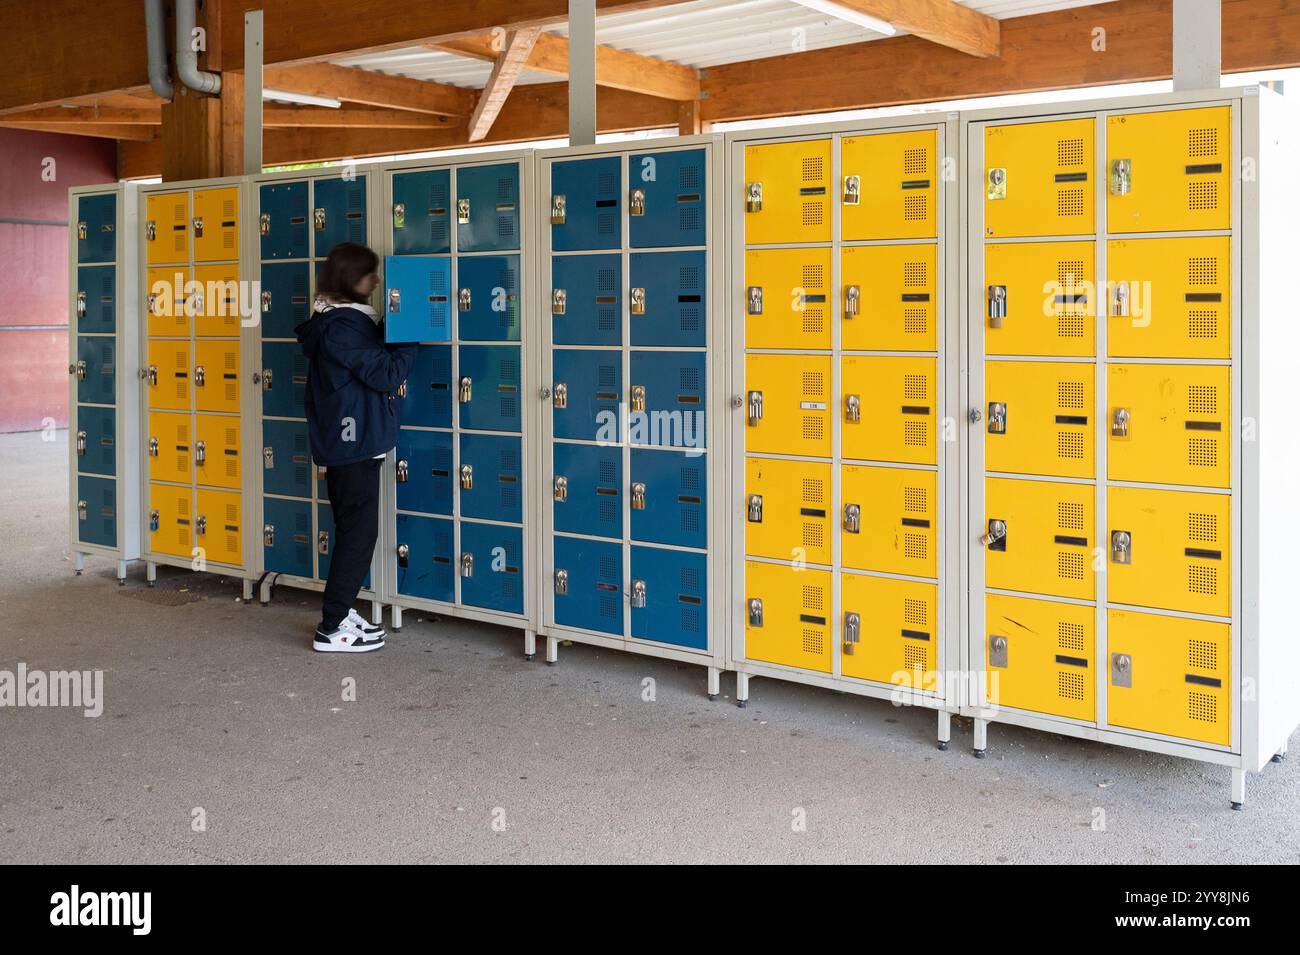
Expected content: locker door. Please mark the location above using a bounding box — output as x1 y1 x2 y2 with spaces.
743 561 831 673
1106 107 1231 234
744 354 831 457
457 162 520 253
552 442 622 539
744 457 831 565
194 414 241 490
147 412 191 485
391 168 451 256
1107 486 1230 618
395 429 454 516
261 418 313 498
75 405 116 476
1107 364 1229 488
458 344 520 432
263 496 313 578
393 513 452 601
457 254 520 342
193 263 242 337
76 265 116 334
985 360 1094 479
259 262 311 339
149 483 193 558
552 535 623 635
76 475 117 548
841 465 936 578
984 477 1095 601
145 191 189 264
76 335 116 405
459 521 524 615
396 345 452 428
841 245 936 352
193 340 241 414
146 267 189 337
146 339 191 411
629 251 707 348
77 193 117 263
628 148 707 249
550 156 621 252
551 253 622 346
841 128 937 241
458 433 522 523
629 447 706 550
313 175 368 255
983 242 1095 357
194 489 242 567
1107 237 1231 359
744 247 832 350
841 575 938 689
630 546 707 650
551 349 621 442
841 356 936 465
259 341 309 418
629 351 706 449
317 502 372 588
983 119 1094 238
383 255 451 343
743 139 832 245
192 186 239 262
258 181 309 260
984 593 1094 721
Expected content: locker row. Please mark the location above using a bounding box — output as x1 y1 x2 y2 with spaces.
143 339 241 414
145 186 240 265
144 265 244 338
262 496 373 589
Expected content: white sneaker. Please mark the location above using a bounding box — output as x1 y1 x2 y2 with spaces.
314 617 385 653
347 608 386 639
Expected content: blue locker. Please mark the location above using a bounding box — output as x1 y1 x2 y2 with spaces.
629 251 706 347
629 448 706 550
630 546 707 650
396 344 452 429
259 181 309 260
260 341 309 417
458 345 520 433
395 428 453 516
384 255 451 344
259 261 311 339
551 156 621 252
76 475 117 548
457 162 520 253
551 349 621 442
76 265 116 334
262 419 313 498
263 496 313 578
552 441 622 539
317 502 372 589
394 512 454 603
552 535 623 635
312 174 368 256
629 351 706 449
457 254 520 342
76 335 115 405
459 433 522 523
460 521 524 615
628 148 707 249
76 405 116 476
551 253 622 346
391 169 451 255
77 193 117 264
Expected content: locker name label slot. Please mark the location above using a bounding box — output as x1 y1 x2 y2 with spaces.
901 405 931 415
1053 173 1089 183
1185 674 1222 687
1185 421 1222 431
1185 163 1223 175
1054 535 1089 547
1184 547 1223 560
799 401 827 410
901 629 931 641
1055 654 1088 668
799 614 826 625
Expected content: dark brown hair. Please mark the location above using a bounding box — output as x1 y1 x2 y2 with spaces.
316 243 379 305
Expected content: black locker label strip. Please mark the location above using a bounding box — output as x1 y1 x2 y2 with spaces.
1185 420 1222 431
289 216 306 225
677 193 701 203
678 594 702 605
801 294 827 303
1055 535 1089 547
901 518 931 528
800 508 826 518
345 212 363 220
677 295 702 303
1055 654 1089 668
1054 172 1089 182
1185 163 1223 175
1185 547 1223 560
595 295 617 304
799 187 827 196
901 179 931 190
901 405 931 416
677 495 702 504
901 293 931 302
595 199 618 208
901 629 931 642
799 614 827 625
596 487 618 496
677 395 700 404
1185 292 1222 303
1186 674 1223 688
1055 415 1088 425
596 582 620 592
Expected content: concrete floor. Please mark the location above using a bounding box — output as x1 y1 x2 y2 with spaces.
1 430 1297 864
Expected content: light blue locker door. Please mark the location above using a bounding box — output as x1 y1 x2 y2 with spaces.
394 513 454 603
551 156 621 251
552 535 623 635
629 447 706 550
460 521 524 615
628 148 707 249
263 496 313 578
396 344 452 429
312 174 368 256
629 251 706 347
457 162 520 252
457 254 520 342
391 169 451 255
629 351 706 449
76 405 116 476
552 441 622 539
384 255 451 344
259 262 311 339
259 181 309 260
262 419 313 498
395 428 453 516
77 193 117 263
76 265 116 334
317 502 372 589
551 253 622 346
459 433 522 523
76 475 117 548
458 345 520 432
77 335 115 405
260 341 309 417
551 349 621 442
630 546 707 650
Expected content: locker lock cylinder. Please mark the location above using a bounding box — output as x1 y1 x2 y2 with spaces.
460 463 474 490
1111 652 1133 688
987 285 1007 328
843 175 861 206
987 401 1007 435
550 194 567 225
262 446 274 469
980 519 1007 548
845 393 862 423
629 188 646 216
1111 407 1131 438
747 494 763 523
630 580 647 609
72 361 88 381
843 503 861 534
396 459 409 483
1110 530 1132 565
746 286 763 316
844 284 861 319
843 612 861 655
263 524 275 547
746 390 763 426
554 569 568 595
553 475 568 503
747 598 764 628
630 482 647 510
397 543 409 568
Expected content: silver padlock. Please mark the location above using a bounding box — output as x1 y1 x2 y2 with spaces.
262 446 274 469
263 523 275 546
459 287 472 311
313 207 326 230
457 198 471 224
262 368 273 391
1111 652 1133 688
843 503 861 534
195 440 206 466
745 181 763 213
1112 282 1131 318
630 287 646 316
550 194 566 224
387 287 401 313
392 202 406 228
630 482 646 510
317 530 329 554
259 212 271 235
460 463 473 490
554 569 569 595
843 174 861 206
194 365 206 388
629 188 646 216
747 597 764 627
76 430 86 456
459 376 472 403
1111 529 1132 565
630 579 646 609
192 216 204 238
146 365 157 386
989 634 1009 669
843 612 861 655
987 401 1007 435
630 384 646 413
145 220 157 241
1111 407 1131 438
747 286 763 315
78 499 88 521
845 393 862 423
844 284 860 319
1109 158 1132 197
980 519 1007 548
553 382 567 409
552 288 567 315
746 390 763 425
195 515 207 537
987 285 1007 328
553 475 568 503
396 459 409 483
261 290 272 313
76 361 88 381
149 436 159 457
747 494 763 523
76 290 87 319
460 552 474 578
397 543 409 567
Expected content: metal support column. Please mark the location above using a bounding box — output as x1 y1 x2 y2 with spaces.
243 10 264 174
1172 0 1221 91
568 0 597 146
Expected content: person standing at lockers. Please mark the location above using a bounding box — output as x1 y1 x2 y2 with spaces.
296 243 417 652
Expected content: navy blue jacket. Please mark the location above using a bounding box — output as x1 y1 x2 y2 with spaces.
295 303 416 467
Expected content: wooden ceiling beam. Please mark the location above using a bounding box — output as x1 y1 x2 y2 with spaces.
819 0 1001 58
0 120 157 141
262 63 476 116
466 27 543 142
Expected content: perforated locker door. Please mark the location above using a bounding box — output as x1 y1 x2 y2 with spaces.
397 345 452 429
76 406 116 476
1107 107 1231 234
743 139 832 245
744 457 831 565
629 351 706 449
551 253 622 346
552 535 623 635
552 349 621 442
630 546 707 650
193 340 241 414
841 128 937 241
76 475 117 549
458 345 520 433
149 483 193 558
841 356 935 465
983 242 1095 357
261 418 312 498
146 339 191 412
193 263 241 337
394 513 453 602
984 593 1095 722
77 265 116 334
552 442 622 539
460 521 524 615
259 262 311 339
743 561 831 673
841 464 936 578
841 575 937 690
262 496 313 578
77 193 117 264
259 181 309 260
192 187 239 263
457 162 520 253
193 488 242 567
629 251 707 348
459 433 522 524
985 360 1094 479
744 247 832 350
1107 609 1230 746
145 192 189 265
395 429 453 516
76 335 116 406
457 254 520 342
629 448 706 550
1107 363 1229 488
383 255 451 344
984 477 1095 601
147 411 191 484
841 244 936 352
146 267 188 337
194 414 241 490
1107 237 1231 359
313 175 368 255
984 119 1094 238
550 156 621 252
391 169 451 256
744 354 831 457
260 341 309 418
628 148 707 249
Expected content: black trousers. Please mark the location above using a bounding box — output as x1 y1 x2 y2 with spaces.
320 457 382 632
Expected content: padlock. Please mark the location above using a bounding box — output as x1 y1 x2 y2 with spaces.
195 440 206 466
192 216 204 238
194 365 206 388
460 552 474 578
629 188 645 216
75 361 88 381
76 291 87 319
630 579 646 609
843 174 861 206
630 482 646 510
149 508 159 532
843 503 861 534
149 436 159 457
553 475 568 503
459 287 472 312
313 207 326 230
1110 529 1132 565
460 463 474 490
552 288 567 315
747 494 763 523
747 597 763 627
987 401 1007 435
146 365 157 386
745 181 762 213
262 368 273 391
630 385 646 413
843 611 861 654
844 284 860 319
457 198 471 224
261 290 272 313
262 446 274 469
845 393 861 423
259 212 270 235
77 221 88 240
980 519 1007 548
392 202 406 228
1111 407 1131 438
987 285 1007 328
396 459 409 483
263 523 275 546
986 167 1007 200
317 530 329 554
1112 282 1131 318
1109 158 1132 197
550 194 566 224
397 543 409 568
396 380 408 398
76 498 89 520
746 286 763 315
145 220 157 241
630 287 646 316
459 376 472 403
195 514 207 537
553 382 567 409
554 569 568 595
387 288 401 313
746 390 763 425
76 430 86 456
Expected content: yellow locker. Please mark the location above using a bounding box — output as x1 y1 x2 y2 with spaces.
841 356 935 465
193 263 242 337
985 477 1094 601
147 412 192 485
149 482 192 558
193 339 241 414
1107 609 1230 746
192 186 240 262
984 593 1095 722
841 128 937 241
985 360 1094 479
145 267 189 337
841 575 937 690
1107 236 1231 359
841 465 936 578
744 248 832 350
1107 486 1230 618
743 561 832 673
146 339 191 412
743 139 833 245
983 241 1095 357
145 191 190 265
194 414 242 490
744 354 832 458
195 488 243 567
1106 107 1231 234
841 244 937 352
744 457 832 565
984 118 1094 238
1107 363 1229 488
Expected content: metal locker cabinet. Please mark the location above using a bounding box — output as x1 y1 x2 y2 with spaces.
147 412 191 485
75 405 116 476
312 174 368 255
458 432 522 523
383 255 451 344
459 521 524 615
258 261 311 339
145 191 189 265
840 574 938 689
77 193 117 264
840 464 937 578
258 181 309 260
1106 106 1231 234
76 265 116 334
194 489 242 567
397 345 452 428
145 266 188 337
984 360 1094 478
1107 609 1230 746
149 483 192 559
457 344 520 432
629 251 707 348
192 340 241 414
983 118 1094 238
840 128 937 241
457 254 520 342
552 535 623 636
551 441 622 539
393 513 453 602
629 546 708 650
627 147 707 249
841 356 936 465
1107 363 1230 488
191 186 239 263
456 162 520 253
391 168 451 256
76 476 118 548
316 502 372 588
550 253 622 346
744 353 832 457
550 156 621 251
193 263 242 337
1107 236 1231 359
743 561 832 673
742 139 832 245
259 341 309 417
983 593 1095 722
982 241 1095 357
551 349 621 442
628 447 706 550
146 339 191 412
984 477 1095 601
260 419 313 498
744 456 832 565
1107 486 1231 618
76 335 116 406
628 351 706 449
394 429 454 516
840 244 936 353
744 247 832 350
262 496 314 578
194 414 241 491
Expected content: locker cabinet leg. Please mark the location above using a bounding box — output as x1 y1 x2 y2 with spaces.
707 667 721 702
392 606 403 632
545 635 559 666
146 562 157 587
1231 768 1246 811
242 579 254 602
937 711 952 751
116 559 127 585
74 552 85 576
973 718 988 758
259 576 272 607
736 672 750 709
523 630 537 662
371 601 382 626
